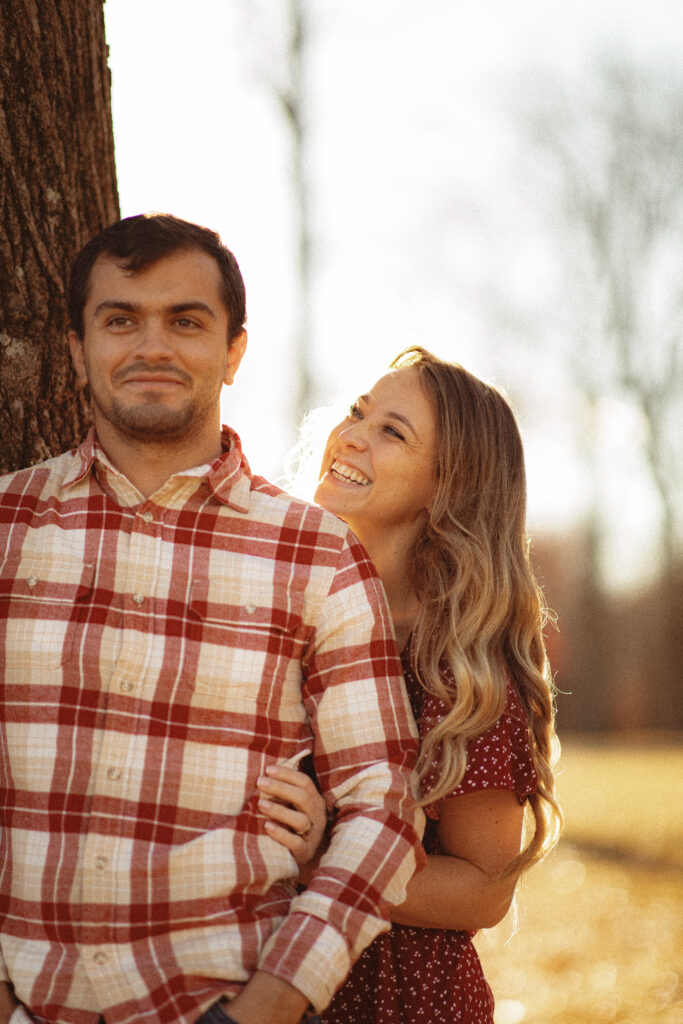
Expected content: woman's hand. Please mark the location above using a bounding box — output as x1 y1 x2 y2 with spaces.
257 754 328 867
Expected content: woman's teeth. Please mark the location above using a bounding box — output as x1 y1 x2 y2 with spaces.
331 460 370 486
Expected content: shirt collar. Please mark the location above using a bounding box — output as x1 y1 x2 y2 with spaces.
206 426 252 512
62 425 253 513
62 428 98 488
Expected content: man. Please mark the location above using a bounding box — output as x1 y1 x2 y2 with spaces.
0 215 424 1024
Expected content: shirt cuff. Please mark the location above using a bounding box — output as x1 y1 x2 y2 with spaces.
258 911 366 1012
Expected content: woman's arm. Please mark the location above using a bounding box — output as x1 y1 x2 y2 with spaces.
259 768 525 932
390 788 524 930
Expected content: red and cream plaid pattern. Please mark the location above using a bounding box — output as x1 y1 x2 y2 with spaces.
0 428 423 1024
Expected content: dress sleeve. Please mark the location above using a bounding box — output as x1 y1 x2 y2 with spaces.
419 678 538 822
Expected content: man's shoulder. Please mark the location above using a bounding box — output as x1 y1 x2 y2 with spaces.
0 449 77 500
248 474 354 540
244 475 378 578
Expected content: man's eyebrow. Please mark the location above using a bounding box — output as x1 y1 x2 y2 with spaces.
93 300 217 319
168 302 217 319
93 300 138 317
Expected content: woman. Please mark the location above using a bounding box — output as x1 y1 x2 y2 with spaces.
256 346 562 1023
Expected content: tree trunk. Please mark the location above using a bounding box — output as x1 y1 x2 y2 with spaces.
0 0 119 473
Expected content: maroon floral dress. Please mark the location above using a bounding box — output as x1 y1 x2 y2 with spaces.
321 651 537 1024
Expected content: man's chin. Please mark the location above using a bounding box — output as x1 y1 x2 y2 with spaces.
108 401 196 442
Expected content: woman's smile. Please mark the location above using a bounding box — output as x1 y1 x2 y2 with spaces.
329 460 371 486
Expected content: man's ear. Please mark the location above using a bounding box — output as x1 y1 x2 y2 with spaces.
69 330 88 389
224 330 247 386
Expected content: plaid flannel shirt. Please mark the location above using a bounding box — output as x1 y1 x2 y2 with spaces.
0 428 424 1024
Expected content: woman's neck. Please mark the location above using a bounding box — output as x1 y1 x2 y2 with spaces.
362 536 418 653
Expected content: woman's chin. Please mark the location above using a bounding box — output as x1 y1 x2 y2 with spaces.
314 479 363 522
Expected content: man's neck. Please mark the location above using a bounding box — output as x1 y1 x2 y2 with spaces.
94 425 224 499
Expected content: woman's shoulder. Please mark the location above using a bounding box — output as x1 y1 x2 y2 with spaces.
456 677 537 795
419 668 538 816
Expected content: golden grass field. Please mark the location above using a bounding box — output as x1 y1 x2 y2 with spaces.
474 736 683 1024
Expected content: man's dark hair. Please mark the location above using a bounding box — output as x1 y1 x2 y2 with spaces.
68 213 247 341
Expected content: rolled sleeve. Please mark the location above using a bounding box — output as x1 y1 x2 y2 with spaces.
259 535 425 1009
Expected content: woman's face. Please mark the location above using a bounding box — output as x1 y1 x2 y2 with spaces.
315 365 438 550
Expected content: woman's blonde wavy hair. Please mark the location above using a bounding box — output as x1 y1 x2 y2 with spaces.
392 346 562 876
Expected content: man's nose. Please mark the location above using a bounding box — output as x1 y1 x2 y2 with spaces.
133 320 175 358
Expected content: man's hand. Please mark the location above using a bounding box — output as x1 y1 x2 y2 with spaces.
0 983 16 1024
225 971 310 1024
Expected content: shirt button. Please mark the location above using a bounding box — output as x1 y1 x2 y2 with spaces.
142 512 153 524
93 951 108 965
107 767 122 781
133 593 145 605
245 603 256 615
26 576 38 588
120 681 134 693
95 856 108 870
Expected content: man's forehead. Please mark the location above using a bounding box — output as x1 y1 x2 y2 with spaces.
89 247 218 277
85 249 224 304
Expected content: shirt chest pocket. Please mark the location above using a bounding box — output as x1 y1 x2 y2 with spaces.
185 578 310 716
0 554 96 671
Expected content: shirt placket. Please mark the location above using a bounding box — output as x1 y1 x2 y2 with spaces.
80 501 166 998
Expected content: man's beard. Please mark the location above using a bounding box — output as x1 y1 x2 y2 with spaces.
86 360 224 445
90 384 220 445
105 395 199 440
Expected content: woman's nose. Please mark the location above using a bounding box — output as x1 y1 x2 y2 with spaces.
338 421 368 449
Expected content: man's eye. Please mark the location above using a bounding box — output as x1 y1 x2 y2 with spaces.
106 316 134 327
175 317 199 328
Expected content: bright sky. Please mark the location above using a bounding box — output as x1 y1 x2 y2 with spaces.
104 0 681 589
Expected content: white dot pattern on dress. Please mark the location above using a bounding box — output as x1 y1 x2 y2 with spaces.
321 656 537 1024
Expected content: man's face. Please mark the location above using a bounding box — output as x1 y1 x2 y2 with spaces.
69 248 246 448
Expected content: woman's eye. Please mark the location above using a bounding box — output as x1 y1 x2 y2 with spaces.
384 424 405 441
348 402 363 419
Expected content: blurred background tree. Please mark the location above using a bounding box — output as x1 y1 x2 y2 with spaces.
0 0 119 473
274 0 314 429
512 54 683 730
237 0 315 435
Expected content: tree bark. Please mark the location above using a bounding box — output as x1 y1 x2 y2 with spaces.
0 0 119 473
